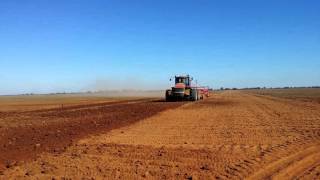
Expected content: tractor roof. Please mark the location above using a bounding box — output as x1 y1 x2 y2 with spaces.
175 75 190 78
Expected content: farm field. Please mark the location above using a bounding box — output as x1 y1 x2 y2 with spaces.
0 92 162 112
0 89 320 179
242 88 320 103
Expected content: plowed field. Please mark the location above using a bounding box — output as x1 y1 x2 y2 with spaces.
1 90 320 179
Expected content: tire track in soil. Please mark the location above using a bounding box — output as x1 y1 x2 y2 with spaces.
224 93 320 179
247 145 320 180
221 136 320 179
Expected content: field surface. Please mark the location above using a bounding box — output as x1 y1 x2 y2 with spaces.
243 88 320 103
0 90 320 179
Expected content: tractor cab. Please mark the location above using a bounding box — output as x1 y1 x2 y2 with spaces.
174 75 192 87
174 75 191 87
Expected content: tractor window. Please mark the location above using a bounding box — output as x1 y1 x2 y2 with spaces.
175 78 180 84
185 78 190 86
176 78 184 84
175 77 190 86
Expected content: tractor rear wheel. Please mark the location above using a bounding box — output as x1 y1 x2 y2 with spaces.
191 88 198 101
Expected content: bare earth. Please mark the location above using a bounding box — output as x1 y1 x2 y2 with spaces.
1 91 320 179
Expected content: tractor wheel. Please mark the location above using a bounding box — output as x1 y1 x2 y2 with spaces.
191 89 198 101
165 90 172 101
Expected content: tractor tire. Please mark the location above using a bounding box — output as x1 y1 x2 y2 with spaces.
191 88 198 101
165 90 172 102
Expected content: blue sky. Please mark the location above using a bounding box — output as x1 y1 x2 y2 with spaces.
0 0 319 95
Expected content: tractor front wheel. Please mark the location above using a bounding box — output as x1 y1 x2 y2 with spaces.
165 90 173 101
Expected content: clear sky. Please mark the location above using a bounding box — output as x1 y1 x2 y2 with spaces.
1 0 320 95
